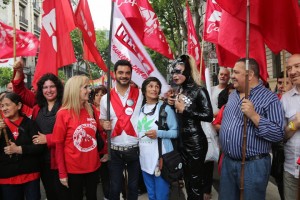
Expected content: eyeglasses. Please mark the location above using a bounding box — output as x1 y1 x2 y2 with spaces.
171 69 183 75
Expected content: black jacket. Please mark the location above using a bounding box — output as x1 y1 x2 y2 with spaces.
0 117 45 178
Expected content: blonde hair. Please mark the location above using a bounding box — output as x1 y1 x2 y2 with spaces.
188 55 201 86
61 75 93 118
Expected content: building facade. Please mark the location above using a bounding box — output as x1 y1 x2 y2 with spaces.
0 0 42 87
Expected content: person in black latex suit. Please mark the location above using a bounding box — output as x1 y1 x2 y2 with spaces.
168 55 213 200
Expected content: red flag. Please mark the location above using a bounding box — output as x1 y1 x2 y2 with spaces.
75 0 107 72
33 0 76 86
203 0 222 44
115 0 173 59
203 0 239 68
216 0 300 54
216 45 239 67
0 22 39 59
186 2 205 80
218 10 268 81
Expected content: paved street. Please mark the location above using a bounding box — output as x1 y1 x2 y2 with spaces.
41 177 280 200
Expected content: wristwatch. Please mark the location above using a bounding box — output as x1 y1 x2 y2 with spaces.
288 121 297 131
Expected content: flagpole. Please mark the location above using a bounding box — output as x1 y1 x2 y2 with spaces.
106 0 115 161
240 0 250 199
199 39 204 82
282 51 286 90
12 0 16 62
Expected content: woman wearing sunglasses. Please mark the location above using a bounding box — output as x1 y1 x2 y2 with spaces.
168 55 213 200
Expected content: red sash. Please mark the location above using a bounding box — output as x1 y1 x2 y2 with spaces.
110 86 139 138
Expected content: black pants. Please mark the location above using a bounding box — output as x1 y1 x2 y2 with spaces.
99 160 110 199
68 169 99 200
203 161 214 194
40 162 70 200
109 147 140 200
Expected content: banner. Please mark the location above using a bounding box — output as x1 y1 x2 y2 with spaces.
33 0 76 86
111 4 169 94
75 0 107 71
0 22 39 59
115 0 173 59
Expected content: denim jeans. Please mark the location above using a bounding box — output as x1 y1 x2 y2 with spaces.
219 155 271 200
142 171 170 200
1 178 40 200
109 147 140 200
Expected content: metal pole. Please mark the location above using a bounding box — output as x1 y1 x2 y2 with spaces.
106 0 115 161
240 0 250 199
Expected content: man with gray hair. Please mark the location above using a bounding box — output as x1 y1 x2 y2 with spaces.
211 67 230 116
281 54 300 200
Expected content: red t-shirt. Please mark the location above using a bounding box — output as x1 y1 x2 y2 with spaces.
53 108 100 176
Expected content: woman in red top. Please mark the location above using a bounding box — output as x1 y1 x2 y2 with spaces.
12 60 69 200
0 92 44 200
53 75 101 200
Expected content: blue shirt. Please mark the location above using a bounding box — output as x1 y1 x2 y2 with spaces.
220 82 284 159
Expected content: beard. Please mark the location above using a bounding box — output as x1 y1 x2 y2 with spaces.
116 77 130 86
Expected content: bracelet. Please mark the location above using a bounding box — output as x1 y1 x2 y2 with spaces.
288 121 297 131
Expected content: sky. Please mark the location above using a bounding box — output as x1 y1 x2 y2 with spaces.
88 0 112 30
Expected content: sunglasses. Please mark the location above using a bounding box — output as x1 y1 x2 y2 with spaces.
171 69 183 75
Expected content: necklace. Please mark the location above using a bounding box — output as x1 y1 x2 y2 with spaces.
141 102 158 116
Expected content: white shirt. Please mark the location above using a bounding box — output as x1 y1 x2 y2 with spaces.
281 86 300 178
100 86 143 146
138 103 164 174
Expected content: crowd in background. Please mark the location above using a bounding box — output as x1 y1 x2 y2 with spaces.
0 54 299 200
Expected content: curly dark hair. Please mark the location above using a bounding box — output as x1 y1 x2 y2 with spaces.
89 85 108 104
36 73 64 107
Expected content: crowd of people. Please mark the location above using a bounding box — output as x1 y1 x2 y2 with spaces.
0 54 299 200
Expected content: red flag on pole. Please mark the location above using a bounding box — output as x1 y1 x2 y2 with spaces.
203 0 239 67
75 0 108 72
186 1 205 80
216 0 300 54
33 0 76 86
218 10 268 81
0 22 39 59
115 0 174 59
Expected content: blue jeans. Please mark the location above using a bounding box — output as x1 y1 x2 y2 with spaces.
109 148 140 200
142 171 170 200
219 155 271 200
1 178 40 200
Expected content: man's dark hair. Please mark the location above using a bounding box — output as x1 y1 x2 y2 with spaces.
36 73 64 107
237 58 259 78
114 60 132 72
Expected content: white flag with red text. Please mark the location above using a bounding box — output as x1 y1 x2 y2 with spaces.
111 4 169 94
115 0 173 59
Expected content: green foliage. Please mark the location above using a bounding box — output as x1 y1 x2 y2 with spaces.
58 69 67 82
70 29 110 80
0 67 13 87
147 48 169 78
